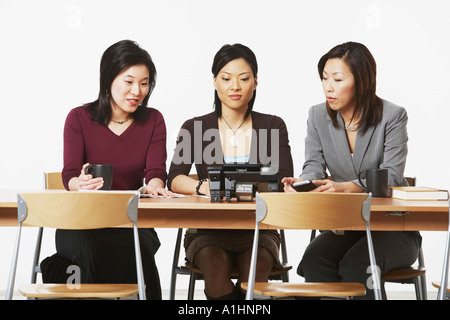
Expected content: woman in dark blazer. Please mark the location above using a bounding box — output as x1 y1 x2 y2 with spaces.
282 42 421 299
168 43 293 299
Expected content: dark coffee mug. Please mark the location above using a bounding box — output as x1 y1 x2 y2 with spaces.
358 168 388 197
85 164 113 190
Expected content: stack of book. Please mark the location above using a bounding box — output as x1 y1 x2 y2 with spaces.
390 186 449 201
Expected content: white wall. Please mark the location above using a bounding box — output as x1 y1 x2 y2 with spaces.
1 0 449 297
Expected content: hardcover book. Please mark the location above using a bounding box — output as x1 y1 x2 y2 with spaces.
391 186 449 201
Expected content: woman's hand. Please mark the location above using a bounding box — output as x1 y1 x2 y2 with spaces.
311 179 363 193
144 178 174 197
281 177 303 193
71 163 104 191
198 179 210 196
282 177 363 193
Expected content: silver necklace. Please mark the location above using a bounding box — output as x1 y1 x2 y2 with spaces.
222 116 246 147
111 117 130 124
345 124 358 132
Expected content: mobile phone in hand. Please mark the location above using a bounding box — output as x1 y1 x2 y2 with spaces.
292 180 318 192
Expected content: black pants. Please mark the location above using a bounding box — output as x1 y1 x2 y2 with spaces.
54 227 162 300
297 230 422 299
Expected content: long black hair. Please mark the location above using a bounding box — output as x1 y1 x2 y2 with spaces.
212 43 258 118
87 40 157 125
318 41 383 132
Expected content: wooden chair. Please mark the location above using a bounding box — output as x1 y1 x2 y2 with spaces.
168 174 292 300
381 176 427 299
432 282 450 300
381 254 426 299
434 208 450 300
28 172 66 285
5 190 146 300
242 192 382 300
169 228 292 299
308 176 427 300
44 172 65 190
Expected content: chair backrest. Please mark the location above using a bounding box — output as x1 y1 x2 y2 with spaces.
7 190 145 300
246 191 380 300
17 191 140 229
255 192 371 230
44 172 65 190
405 176 416 187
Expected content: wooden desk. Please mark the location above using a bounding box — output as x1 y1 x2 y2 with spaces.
366 197 449 231
138 196 259 229
137 196 449 231
2 190 448 299
0 191 448 231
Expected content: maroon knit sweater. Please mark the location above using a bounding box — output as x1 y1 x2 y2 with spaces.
62 105 167 190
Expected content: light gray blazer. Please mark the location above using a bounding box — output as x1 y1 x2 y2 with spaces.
299 99 409 188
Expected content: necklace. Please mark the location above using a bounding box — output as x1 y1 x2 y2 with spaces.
345 124 358 132
344 113 361 132
111 117 130 124
222 116 246 147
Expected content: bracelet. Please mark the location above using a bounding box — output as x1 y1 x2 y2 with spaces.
196 178 207 195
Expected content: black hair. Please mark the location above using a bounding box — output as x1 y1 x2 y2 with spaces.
212 43 258 118
318 41 383 132
87 40 157 125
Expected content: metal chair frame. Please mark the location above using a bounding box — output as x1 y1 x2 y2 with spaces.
245 192 382 300
6 190 145 300
169 228 291 299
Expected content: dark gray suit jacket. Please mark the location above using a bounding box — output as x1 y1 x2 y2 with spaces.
299 99 408 188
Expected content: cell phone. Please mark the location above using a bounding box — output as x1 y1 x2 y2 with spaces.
292 180 318 192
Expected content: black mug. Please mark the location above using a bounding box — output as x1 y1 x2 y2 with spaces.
85 164 113 190
358 168 388 197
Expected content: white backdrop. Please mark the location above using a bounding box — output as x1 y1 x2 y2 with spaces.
1 0 449 298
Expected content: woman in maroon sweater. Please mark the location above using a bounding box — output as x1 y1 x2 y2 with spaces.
54 40 168 299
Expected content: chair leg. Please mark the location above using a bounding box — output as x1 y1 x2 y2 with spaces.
413 277 423 300
416 246 427 300
365 225 382 300
187 272 196 300
419 273 427 300
132 224 146 300
31 227 44 284
245 221 261 300
279 230 289 282
418 273 427 300
169 228 184 300
6 225 23 300
438 224 450 300
310 229 316 242
169 272 177 300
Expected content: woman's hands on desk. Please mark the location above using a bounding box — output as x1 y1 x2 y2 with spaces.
198 179 210 196
144 178 174 197
282 177 363 193
170 175 210 196
69 163 174 196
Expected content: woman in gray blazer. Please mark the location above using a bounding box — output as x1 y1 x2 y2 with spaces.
282 42 421 299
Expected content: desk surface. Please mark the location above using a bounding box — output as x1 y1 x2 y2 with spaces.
0 190 448 230
138 195 450 211
137 195 449 231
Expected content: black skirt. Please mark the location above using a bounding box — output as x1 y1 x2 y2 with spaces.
48 227 161 300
